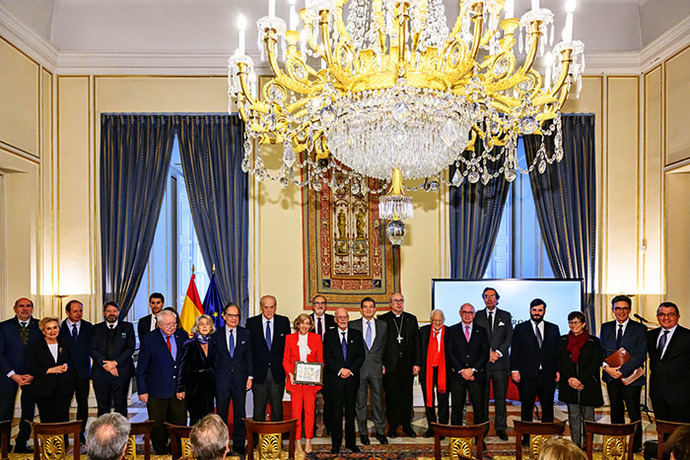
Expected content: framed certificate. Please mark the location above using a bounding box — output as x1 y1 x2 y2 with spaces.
294 361 323 385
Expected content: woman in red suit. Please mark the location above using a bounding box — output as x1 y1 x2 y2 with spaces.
283 313 323 453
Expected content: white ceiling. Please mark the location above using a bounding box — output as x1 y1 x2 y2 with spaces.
1 0 689 56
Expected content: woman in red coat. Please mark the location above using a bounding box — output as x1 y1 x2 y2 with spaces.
283 313 323 453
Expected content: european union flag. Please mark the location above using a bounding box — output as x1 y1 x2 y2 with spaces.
203 273 225 329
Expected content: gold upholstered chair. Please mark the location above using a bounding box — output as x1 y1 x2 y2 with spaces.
513 420 566 460
584 421 639 460
31 420 82 460
164 423 194 460
430 421 490 460
123 421 154 460
655 420 690 460
244 418 297 460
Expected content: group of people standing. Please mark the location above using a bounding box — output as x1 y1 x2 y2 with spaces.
1 289 689 455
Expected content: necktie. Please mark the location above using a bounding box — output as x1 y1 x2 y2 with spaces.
434 330 441 352
341 332 347 359
72 323 78 341
166 335 172 353
464 324 470 342
19 322 29 344
265 321 272 350
365 321 373 349
616 324 623 349
658 330 670 355
229 330 235 358
109 324 115 330
535 324 543 348
488 311 494 335
317 317 323 336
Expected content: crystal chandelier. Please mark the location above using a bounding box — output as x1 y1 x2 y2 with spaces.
228 0 584 245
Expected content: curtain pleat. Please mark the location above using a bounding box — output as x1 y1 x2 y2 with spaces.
100 114 176 318
175 115 249 320
523 114 597 331
449 147 511 279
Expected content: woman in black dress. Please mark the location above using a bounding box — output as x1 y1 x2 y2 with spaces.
556 311 604 448
180 314 217 424
27 317 74 422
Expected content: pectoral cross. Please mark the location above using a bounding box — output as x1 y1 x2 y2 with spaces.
397 335 403 343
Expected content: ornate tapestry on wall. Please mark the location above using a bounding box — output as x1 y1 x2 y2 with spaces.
302 169 400 309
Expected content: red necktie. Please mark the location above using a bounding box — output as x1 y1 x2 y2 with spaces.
166 335 172 353
464 325 470 342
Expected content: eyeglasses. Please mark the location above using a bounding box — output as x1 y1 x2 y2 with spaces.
391 299 404 303
483 294 497 299
613 307 631 311
568 320 584 325
460 311 475 315
657 312 677 318
224 313 240 318
313 301 326 305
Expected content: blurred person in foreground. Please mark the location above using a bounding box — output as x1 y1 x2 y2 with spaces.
85 413 131 460
189 414 230 460
538 438 587 460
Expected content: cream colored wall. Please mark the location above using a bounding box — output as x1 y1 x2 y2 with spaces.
665 173 690 327
0 37 50 320
665 46 690 166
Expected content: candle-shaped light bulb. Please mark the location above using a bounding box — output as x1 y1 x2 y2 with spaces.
531 0 540 10
504 0 514 19
268 0 276 17
288 0 298 30
562 0 576 42
544 52 553 89
237 13 247 55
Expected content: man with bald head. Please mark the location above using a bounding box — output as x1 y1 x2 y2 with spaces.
446 303 489 425
0 297 42 452
380 292 421 437
323 308 365 453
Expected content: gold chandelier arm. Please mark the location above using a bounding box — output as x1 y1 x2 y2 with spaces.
334 0 351 42
449 0 466 38
460 2 485 77
319 10 334 66
548 48 573 99
397 2 410 67
236 62 258 107
265 30 288 81
517 21 542 78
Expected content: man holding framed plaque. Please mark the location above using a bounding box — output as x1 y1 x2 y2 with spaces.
283 313 323 453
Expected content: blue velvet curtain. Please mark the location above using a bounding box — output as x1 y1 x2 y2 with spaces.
449 148 511 279
175 115 249 320
100 114 176 318
523 114 597 331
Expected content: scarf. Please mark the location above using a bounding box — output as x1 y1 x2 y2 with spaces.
567 330 589 363
425 327 447 407
195 332 209 345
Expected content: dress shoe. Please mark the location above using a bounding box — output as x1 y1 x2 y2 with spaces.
387 428 398 438
497 430 509 441
375 434 388 445
14 444 33 454
360 435 371 445
402 426 417 437
347 444 361 453
330 446 340 454
521 435 530 447
424 429 434 438
234 444 247 456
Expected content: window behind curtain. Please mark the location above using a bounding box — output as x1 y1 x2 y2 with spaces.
129 135 210 323
484 138 555 279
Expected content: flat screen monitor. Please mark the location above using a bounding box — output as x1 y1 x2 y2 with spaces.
431 278 583 334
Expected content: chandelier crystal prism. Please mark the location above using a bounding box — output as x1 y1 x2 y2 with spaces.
228 0 584 243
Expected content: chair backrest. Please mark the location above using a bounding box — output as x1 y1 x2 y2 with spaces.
124 421 154 460
0 420 10 460
656 420 690 460
31 421 83 460
513 420 566 460
244 418 297 460
164 423 194 460
430 421 490 460
584 421 639 460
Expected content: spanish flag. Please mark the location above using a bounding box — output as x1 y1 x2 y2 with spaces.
180 274 204 335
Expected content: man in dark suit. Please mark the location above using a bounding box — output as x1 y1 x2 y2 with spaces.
474 287 513 440
510 298 560 437
212 303 253 455
599 295 647 451
0 297 42 452
137 292 165 341
310 295 336 435
647 301 690 422
59 299 94 442
351 297 388 445
324 308 365 454
91 301 136 417
446 303 490 425
419 309 450 436
137 309 188 454
380 292 421 437
245 294 291 421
